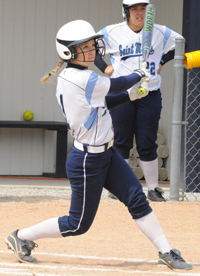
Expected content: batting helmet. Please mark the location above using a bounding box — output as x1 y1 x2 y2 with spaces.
122 0 149 20
56 20 105 62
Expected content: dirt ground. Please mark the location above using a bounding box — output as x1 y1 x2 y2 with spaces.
0 197 200 276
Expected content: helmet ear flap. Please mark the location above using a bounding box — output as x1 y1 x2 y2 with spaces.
56 39 72 61
56 39 79 62
63 47 72 61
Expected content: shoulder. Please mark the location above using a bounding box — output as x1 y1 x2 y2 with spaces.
153 24 167 35
100 21 127 35
58 67 93 86
153 24 181 37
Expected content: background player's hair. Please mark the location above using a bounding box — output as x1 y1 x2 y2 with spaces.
40 58 64 84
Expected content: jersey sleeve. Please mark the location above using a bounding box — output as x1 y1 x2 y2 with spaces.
98 23 120 55
99 26 111 54
161 25 183 54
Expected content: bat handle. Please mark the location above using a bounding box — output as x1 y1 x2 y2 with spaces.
141 62 147 69
137 62 148 96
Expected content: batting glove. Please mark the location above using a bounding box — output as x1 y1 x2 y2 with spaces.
138 78 150 97
134 68 150 80
135 67 151 97
127 83 143 101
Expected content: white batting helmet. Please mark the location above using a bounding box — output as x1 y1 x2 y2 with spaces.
122 0 149 20
56 20 105 62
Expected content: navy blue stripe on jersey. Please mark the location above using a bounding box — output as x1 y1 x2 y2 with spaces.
121 53 143 61
59 94 66 115
59 94 71 130
58 75 84 91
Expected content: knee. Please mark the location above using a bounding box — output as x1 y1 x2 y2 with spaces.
128 192 152 219
137 143 158 161
114 145 130 159
59 216 92 237
76 224 90 235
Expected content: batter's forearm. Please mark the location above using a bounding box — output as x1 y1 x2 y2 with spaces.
106 92 130 110
109 73 141 93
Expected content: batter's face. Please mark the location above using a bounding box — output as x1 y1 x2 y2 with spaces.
73 39 96 67
128 4 146 32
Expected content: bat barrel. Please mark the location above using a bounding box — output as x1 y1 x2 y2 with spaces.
142 4 156 62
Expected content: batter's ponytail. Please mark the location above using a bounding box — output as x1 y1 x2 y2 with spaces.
40 58 64 84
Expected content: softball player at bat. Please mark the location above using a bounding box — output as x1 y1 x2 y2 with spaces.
5 20 191 270
95 0 184 202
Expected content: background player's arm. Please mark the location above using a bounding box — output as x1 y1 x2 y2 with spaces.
158 49 178 74
104 65 114 76
94 53 108 73
94 54 113 76
157 31 187 74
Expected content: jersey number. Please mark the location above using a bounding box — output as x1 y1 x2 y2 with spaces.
146 62 155 75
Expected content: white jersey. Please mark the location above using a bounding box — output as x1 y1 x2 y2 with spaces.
56 66 113 145
100 21 183 91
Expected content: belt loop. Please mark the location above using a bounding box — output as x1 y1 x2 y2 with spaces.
104 142 108 151
83 143 88 153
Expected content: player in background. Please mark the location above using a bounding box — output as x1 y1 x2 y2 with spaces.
5 20 191 270
95 0 184 202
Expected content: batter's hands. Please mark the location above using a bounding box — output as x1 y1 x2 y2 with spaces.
134 68 150 80
104 65 114 76
134 68 151 98
127 83 142 101
128 68 151 100
139 78 150 97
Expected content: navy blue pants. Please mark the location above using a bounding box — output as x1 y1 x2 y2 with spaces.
110 89 162 160
58 146 152 237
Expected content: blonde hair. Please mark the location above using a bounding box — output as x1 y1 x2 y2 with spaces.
40 58 64 84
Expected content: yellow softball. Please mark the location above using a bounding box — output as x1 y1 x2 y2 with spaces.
23 110 34 121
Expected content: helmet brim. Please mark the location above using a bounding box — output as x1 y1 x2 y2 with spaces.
68 34 104 47
57 34 104 49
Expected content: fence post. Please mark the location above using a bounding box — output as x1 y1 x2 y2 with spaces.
169 38 185 201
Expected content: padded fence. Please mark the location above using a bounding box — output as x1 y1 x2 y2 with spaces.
183 67 200 201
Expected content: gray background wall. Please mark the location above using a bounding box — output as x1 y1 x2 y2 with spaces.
0 0 183 176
